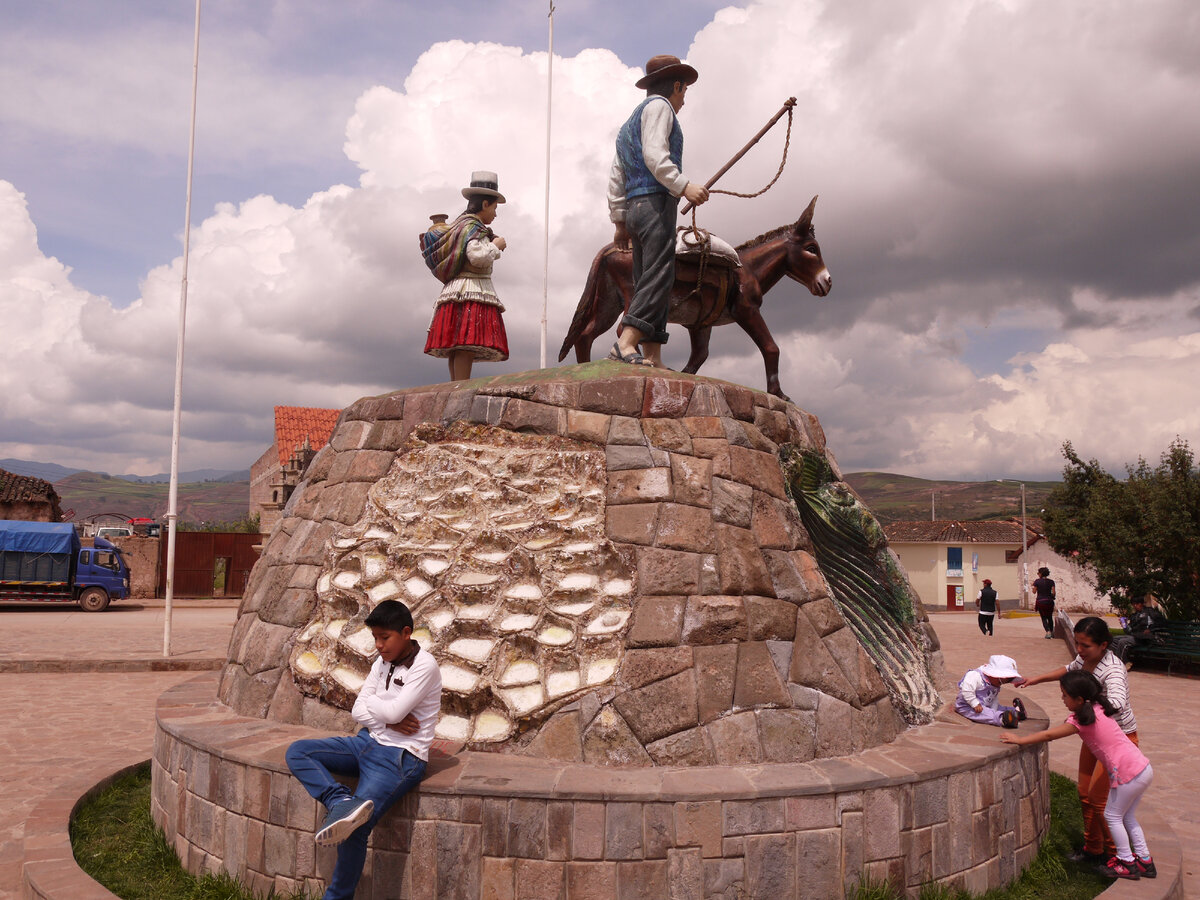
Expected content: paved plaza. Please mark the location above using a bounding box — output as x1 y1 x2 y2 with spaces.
0 602 1193 898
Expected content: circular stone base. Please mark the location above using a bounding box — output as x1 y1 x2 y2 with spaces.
153 675 1049 899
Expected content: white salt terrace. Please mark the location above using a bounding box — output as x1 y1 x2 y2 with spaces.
367 580 400 602
289 433 633 746
446 637 495 663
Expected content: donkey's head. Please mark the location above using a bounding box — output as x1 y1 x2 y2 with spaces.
786 195 832 297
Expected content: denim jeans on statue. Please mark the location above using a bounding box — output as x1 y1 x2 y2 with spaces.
286 729 427 900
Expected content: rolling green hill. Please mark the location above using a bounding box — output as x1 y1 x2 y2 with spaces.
48 466 1055 530
844 472 1059 525
54 472 250 527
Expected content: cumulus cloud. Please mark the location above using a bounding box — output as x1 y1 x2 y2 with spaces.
1 0 1198 480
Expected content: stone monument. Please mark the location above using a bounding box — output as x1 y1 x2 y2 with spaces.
153 364 1049 899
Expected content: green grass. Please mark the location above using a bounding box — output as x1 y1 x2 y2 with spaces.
848 773 1109 899
70 763 313 900
75 768 1107 900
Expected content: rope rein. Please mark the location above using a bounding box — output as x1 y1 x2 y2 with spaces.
679 104 795 312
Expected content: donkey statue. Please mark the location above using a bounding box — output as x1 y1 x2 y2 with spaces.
558 196 831 400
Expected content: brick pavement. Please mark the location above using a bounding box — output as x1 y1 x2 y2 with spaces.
934 610 1197 898
0 603 236 664
0 603 236 899
0 671 197 899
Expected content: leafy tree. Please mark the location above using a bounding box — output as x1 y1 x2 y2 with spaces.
1043 438 1200 620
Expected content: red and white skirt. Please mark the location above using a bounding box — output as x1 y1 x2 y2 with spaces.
424 300 509 362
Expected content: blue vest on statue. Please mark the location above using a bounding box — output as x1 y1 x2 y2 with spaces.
616 96 684 199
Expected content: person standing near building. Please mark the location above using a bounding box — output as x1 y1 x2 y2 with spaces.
976 578 998 636
1032 566 1056 638
606 54 709 368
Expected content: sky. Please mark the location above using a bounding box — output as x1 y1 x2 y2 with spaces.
1 0 1198 482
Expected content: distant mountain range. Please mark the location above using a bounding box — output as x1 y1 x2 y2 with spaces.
52 472 253 526
3 456 1059 528
0 457 249 485
843 472 1058 525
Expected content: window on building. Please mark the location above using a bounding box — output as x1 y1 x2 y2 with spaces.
947 546 963 577
1005 550 1021 563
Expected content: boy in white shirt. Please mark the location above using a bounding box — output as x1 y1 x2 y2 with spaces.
286 600 442 900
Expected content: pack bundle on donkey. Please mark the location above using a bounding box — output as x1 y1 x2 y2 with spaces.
558 98 832 401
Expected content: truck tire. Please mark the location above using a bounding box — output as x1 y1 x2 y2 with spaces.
78 588 110 612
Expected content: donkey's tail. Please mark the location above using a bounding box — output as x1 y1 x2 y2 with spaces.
557 244 615 362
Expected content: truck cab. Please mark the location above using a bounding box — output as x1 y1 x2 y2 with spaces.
77 536 132 611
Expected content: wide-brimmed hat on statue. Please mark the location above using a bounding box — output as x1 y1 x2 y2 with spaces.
461 171 506 203
980 655 1022 680
635 54 699 90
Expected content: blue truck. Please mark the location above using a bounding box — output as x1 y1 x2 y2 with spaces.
0 521 131 612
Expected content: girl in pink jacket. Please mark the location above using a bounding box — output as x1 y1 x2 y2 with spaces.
1002 670 1155 881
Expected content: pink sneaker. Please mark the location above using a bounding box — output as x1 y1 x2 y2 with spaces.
1135 856 1157 879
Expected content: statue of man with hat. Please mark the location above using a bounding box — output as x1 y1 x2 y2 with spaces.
421 171 510 381
606 54 709 368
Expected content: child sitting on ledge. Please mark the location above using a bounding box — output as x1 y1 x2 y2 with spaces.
955 654 1027 728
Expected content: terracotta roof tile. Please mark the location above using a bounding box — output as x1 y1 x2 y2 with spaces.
0 468 60 504
883 519 1034 544
274 406 341 466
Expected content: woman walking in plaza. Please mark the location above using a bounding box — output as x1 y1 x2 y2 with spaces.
1032 566 1056 638
1017 616 1139 865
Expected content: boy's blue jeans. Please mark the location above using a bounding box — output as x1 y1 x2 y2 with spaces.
286 729 427 900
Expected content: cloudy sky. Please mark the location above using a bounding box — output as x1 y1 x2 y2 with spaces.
2 0 1197 482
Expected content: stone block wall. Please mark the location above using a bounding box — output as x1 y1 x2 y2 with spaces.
110 534 161 599
219 365 942 766
154 674 1050 899
249 444 285 537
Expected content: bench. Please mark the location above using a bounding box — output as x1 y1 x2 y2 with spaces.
1126 620 1200 673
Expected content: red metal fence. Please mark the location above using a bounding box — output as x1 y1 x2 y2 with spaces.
156 532 261 597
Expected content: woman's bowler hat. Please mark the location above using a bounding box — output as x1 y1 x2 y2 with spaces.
461 171 506 203
635 55 699 90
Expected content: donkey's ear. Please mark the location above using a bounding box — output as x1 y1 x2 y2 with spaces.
794 195 818 235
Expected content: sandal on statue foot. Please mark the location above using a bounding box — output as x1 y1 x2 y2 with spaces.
607 342 654 367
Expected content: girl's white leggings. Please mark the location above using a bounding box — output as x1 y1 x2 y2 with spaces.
1104 763 1153 861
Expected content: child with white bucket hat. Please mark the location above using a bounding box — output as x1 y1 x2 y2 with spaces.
955 654 1028 728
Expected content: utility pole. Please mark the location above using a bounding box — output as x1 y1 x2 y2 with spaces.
1020 482 1029 610
997 479 1031 609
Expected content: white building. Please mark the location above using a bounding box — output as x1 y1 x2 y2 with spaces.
884 520 1033 611
884 519 1112 614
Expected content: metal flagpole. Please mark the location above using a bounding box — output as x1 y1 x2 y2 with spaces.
539 2 555 368
165 0 203 656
